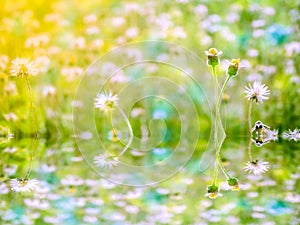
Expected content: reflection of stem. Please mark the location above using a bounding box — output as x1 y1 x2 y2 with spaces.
212 66 219 185
215 75 231 135
216 155 230 179
140 117 148 151
212 67 219 147
115 106 133 158
214 73 232 182
212 160 218 185
25 77 38 179
247 101 253 161
109 111 118 142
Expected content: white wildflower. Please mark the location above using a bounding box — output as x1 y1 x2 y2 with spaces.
94 153 119 169
10 178 39 193
10 58 40 78
94 92 118 112
244 160 270 175
267 129 278 141
245 81 270 103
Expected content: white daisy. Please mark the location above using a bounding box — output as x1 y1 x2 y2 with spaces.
94 92 118 112
10 178 39 193
245 81 270 103
244 160 270 175
282 128 300 141
94 153 119 169
10 58 40 78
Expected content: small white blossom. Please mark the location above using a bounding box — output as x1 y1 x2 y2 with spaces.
94 92 118 112
61 67 83 81
42 85 56 97
245 81 270 103
94 153 119 169
61 175 84 186
244 160 270 175
267 129 278 141
25 34 49 48
10 178 39 193
285 41 300 56
0 55 9 70
0 182 9 194
10 58 40 78
282 128 300 141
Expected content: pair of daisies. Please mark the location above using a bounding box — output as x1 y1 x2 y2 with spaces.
8 58 40 193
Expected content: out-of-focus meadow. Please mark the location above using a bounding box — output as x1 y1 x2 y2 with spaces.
0 0 300 224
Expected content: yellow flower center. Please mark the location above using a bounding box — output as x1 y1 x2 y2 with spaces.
19 180 28 187
231 58 240 66
208 48 219 55
19 64 28 76
69 186 76 193
231 185 240 191
111 129 118 142
105 100 114 108
208 192 219 199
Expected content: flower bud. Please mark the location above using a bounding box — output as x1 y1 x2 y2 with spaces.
227 58 240 76
204 48 222 67
205 185 222 199
227 178 240 191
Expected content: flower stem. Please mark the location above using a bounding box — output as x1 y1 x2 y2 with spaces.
212 66 219 185
116 106 133 158
212 160 218 186
211 69 233 184
247 101 253 161
215 75 232 179
25 77 38 179
216 154 231 179
215 75 231 125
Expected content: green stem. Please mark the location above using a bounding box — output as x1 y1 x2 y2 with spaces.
212 160 218 186
216 155 231 179
109 110 118 142
211 66 233 184
247 101 253 161
25 77 38 179
215 75 231 126
116 106 133 158
212 66 219 185
215 75 232 180
212 67 219 148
